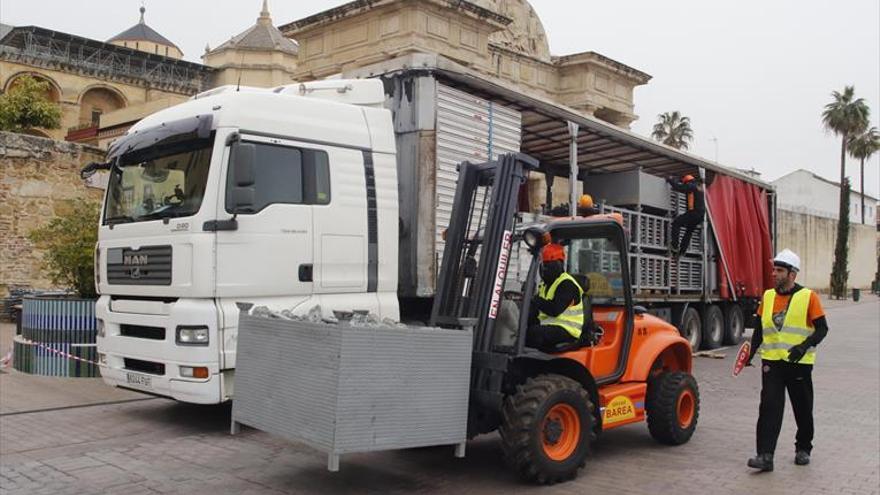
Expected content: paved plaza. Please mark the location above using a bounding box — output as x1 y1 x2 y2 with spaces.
1 296 878 494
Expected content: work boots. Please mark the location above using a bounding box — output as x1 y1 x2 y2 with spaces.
795 450 811 466
747 453 775 472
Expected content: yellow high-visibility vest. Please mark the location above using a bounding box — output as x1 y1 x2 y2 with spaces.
538 272 584 339
759 288 816 364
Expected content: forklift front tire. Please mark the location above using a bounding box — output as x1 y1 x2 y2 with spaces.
500 374 594 484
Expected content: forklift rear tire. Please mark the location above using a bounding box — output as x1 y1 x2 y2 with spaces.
680 307 702 351
646 371 700 445
500 374 594 485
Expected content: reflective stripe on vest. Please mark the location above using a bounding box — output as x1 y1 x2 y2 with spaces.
759 288 816 364
538 272 584 339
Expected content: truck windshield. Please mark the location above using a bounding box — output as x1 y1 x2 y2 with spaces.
104 136 214 225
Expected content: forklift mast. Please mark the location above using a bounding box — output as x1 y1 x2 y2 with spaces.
430 153 538 415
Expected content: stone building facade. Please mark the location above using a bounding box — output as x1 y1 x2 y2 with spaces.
281 0 651 128
0 7 212 145
0 132 104 296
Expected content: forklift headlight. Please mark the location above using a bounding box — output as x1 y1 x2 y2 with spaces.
176 326 209 346
523 228 548 249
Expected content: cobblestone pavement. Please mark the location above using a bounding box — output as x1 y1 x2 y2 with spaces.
1 296 877 494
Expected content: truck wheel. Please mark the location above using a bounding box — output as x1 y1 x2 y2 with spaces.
679 307 702 351
701 305 724 350
500 374 595 484
722 304 745 345
646 371 700 445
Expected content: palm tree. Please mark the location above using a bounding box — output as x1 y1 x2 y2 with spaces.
822 86 870 203
821 86 869 298
849 126 880 224
651 111 694 150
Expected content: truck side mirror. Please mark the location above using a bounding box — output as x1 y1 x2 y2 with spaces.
232 143 256 187
232 187 255 213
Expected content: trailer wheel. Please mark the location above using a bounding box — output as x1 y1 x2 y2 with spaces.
701 305 724 349
679 307 702 351
500 374 594 484
722 304 745 345
646 371 700 445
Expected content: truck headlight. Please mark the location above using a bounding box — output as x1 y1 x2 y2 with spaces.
176 326 209 346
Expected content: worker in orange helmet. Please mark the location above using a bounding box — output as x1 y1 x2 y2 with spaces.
525 243 585 352
667 173 705 257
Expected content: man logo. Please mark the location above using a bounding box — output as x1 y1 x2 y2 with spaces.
123 255 148 266
130 267 142 279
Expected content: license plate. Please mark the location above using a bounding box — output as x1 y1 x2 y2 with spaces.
126 372 152 389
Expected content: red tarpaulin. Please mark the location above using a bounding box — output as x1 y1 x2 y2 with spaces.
706 175 774 299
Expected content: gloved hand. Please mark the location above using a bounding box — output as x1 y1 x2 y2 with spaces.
787 344 808 363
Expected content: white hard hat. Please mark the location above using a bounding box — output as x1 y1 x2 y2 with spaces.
773 249 801 272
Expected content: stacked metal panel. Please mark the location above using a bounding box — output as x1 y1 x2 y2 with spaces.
633 253 670 290
636 213 669 250
671 258 704 291
435 84 522 270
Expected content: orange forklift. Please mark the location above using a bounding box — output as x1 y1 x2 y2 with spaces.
431 153 699 484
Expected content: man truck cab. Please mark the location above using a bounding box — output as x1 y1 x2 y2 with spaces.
87 81 399 403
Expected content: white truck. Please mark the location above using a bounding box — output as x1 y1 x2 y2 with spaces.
90 81 401 403
87 70 774 405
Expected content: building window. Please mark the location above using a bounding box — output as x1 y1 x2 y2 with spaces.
91 109 102 126
165 46 169 56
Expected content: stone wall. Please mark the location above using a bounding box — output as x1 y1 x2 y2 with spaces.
777 208 878 291
0 131 104 296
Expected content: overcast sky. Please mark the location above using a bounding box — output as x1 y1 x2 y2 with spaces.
2 0 878 197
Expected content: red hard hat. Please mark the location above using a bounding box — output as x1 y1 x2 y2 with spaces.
542 243 565 263
682 174 696 183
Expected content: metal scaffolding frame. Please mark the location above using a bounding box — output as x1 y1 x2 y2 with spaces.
0 26 214 94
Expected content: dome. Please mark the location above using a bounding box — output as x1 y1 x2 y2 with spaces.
208 0 298 56
108 6 182 58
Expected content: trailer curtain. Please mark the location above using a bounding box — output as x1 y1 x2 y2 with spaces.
706 175 774 299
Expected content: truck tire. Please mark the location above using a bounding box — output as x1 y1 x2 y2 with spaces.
722 303 745 345
679 307 702 351
500 374 595 484
701 305 724 350
646 371 700 445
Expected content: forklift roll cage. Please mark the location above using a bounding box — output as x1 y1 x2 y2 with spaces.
430 153 637 435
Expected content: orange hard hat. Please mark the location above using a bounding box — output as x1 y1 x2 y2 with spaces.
578 194 594 209
542 243 565 263
682 174 696 183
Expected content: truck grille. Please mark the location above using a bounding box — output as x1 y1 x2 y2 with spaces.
107 246 172 285
120 324 165 340
124 358 165 375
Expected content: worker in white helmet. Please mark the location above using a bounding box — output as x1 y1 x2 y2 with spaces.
746 249 830 472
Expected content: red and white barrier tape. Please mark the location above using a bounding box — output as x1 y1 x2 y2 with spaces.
0 350 11 368
15 339 99 366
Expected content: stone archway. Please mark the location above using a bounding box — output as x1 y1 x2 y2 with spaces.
3 72 63 103
78 85 127 126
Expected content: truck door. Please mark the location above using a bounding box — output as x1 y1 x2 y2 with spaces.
215 137 316 367
309 147 370 298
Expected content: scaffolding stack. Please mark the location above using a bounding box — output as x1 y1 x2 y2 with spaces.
599 187 707 296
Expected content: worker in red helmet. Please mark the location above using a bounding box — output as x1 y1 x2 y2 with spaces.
667 173 705 256
525 243 585 352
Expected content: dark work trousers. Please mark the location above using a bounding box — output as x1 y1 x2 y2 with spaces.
671 210 704 252
526 325 577 353
756 359 815 455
